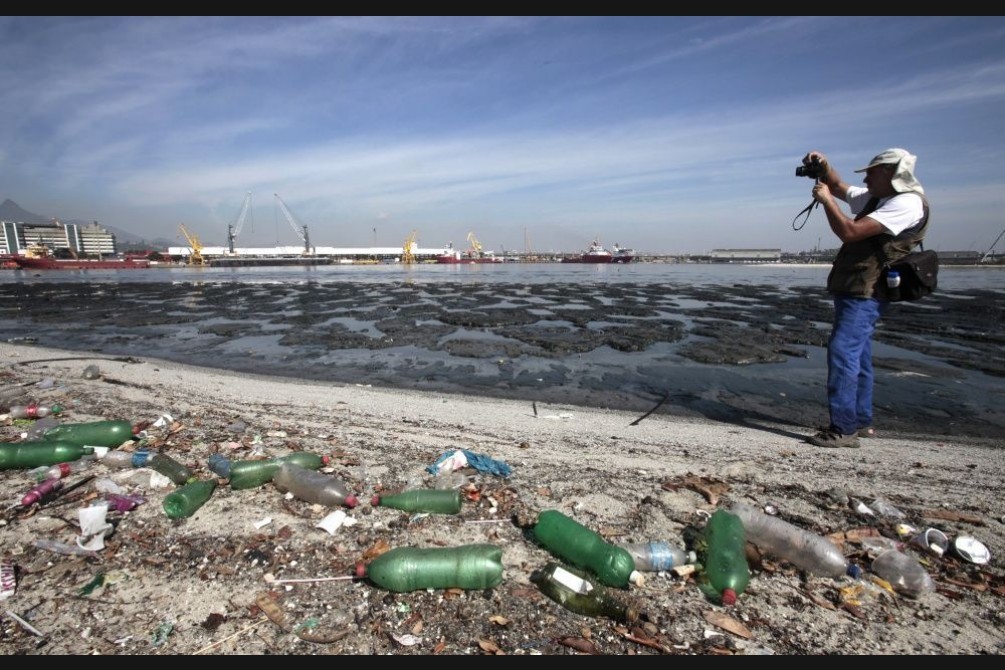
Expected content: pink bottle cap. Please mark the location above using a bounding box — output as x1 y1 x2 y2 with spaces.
370 495 381 506
344 495 359 508
721 588 737 606
355 562 367 578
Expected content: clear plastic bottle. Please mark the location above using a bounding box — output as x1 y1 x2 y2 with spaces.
699 509 750 606
886 270 901 301
0 442 94 470
273 462 358 507
531 562 639 623
619 541 696 572
870 549 936 598
147 452 196 485
163 479 218 519
10 404 63 419
42 420 135 448
532 510 640 588
730 502 850 578
226 452 326 490
372 489 462 514
100 448 151 469
29 455 96 481
357 544 503 592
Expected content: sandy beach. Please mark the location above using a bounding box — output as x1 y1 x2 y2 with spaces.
1 342 1003 655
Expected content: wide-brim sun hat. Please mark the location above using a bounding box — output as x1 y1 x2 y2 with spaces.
854 148 924 194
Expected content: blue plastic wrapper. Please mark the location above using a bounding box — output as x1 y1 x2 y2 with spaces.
426 449 512 478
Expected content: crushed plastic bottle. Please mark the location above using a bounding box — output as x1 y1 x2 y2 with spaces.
870 549 936 598
273 463 358 507
730 501 850 578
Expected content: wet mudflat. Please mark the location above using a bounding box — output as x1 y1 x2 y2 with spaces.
0 280 1002 439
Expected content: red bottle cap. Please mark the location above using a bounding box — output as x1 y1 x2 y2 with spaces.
370 495 381 507
721 588 737 606
355 562 367 579
344 495 359 508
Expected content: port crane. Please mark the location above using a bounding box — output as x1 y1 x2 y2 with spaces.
402 230 417 264
466 232 483 255
227 192 253 255
273 193 313 255
178 224 205 266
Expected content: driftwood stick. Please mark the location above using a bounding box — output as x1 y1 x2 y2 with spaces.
630 392 670 426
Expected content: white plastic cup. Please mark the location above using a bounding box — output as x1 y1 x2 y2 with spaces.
909 528 949 557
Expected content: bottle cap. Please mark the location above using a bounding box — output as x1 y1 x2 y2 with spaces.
370 495 381 507
355 562 367 579
628 570 645 587
721 588 737 606
344 494 359 508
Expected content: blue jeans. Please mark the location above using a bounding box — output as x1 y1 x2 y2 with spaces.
826 295 887 435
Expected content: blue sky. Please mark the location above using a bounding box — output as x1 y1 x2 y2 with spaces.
2 16 1004 254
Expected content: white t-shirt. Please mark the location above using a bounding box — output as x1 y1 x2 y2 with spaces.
847 186 924 236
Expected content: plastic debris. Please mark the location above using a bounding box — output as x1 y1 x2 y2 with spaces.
1 561 15 601
426 449 512 478
316 510 357 535
77 505 114 551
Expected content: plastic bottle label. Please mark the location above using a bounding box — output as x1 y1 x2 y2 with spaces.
551 565 593 595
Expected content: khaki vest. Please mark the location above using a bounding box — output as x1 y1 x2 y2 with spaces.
827 193 930 299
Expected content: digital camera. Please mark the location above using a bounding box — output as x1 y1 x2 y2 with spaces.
796 157 824 179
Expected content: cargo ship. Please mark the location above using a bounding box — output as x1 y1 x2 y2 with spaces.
7 244 151 270
561 240 635 264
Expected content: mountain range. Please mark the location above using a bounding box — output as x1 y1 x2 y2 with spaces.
0 198 175 249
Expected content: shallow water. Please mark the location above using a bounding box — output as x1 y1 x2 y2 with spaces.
1 264 1002 439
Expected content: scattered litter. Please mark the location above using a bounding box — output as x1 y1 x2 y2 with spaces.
953 536 991 565
1 561 15 601
316 509 356 535
151 622 174 646
147 471 174 489
253 517 273 530
6 610 44 637
82 364 101 380
77 505 114 551
152 413 174 428
540 413 574 420
426 449 512 478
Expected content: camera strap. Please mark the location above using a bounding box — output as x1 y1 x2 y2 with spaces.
791 198 819 231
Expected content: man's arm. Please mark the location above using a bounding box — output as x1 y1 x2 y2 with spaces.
813 183 885 243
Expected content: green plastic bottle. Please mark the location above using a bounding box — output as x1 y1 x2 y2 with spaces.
532 510 639 588
0 442 95 470
163 479 218 519
227 452 326 490
42 420 134 448
357 544 503 592
699 509 750 606
531 562 639 623
148 453 196 485
371 489 462 514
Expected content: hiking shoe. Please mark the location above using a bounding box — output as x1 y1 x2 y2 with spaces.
807 428 861 449
858 426 876 438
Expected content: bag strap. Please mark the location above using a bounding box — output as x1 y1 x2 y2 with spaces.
868 194 930 267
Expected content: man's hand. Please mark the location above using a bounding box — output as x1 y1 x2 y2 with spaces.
813 181 833 204
803 151 829 171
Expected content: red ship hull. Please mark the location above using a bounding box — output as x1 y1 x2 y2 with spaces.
11 257 151 270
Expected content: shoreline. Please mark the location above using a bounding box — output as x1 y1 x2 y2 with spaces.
2 342 1004 654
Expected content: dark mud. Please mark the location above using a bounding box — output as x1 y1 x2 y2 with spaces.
1 281 1002 439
